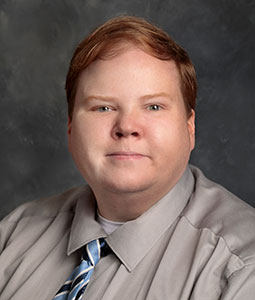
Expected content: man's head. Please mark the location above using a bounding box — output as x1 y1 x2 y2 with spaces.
66 16 197 120
67 16 196 220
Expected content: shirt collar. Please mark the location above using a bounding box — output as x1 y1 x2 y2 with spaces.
67 187 106 255
68 166 194 271
106 166 194 271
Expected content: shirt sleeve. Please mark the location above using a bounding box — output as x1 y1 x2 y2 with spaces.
220 264 255 299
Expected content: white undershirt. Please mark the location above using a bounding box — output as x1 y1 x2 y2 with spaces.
96 211 125 235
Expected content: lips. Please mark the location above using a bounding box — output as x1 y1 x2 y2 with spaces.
106 151 148 160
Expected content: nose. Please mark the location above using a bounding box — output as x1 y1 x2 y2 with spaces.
111 111 143 140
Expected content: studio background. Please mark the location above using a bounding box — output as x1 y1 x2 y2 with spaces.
0 0 254 220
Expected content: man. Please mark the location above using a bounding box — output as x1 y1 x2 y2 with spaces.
0 16 255 300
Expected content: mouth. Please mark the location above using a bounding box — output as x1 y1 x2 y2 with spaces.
106 151 148 160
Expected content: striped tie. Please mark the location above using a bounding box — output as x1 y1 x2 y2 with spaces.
54 238 110 300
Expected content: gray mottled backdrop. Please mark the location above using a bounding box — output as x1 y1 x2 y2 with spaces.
0 0 254 220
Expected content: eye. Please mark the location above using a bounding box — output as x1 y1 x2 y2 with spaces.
96 106 113 112
147 104 162 111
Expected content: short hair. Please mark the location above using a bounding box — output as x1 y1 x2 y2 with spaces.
66 16 197 119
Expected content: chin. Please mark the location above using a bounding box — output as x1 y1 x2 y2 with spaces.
101 178 154 195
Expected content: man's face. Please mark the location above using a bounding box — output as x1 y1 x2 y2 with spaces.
68 47 195 197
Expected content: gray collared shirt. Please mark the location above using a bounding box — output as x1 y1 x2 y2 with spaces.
1 165 255 299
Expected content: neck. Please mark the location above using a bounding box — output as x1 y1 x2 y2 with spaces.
91 179 180 222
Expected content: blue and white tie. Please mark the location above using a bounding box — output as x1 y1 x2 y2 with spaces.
54 238 110 300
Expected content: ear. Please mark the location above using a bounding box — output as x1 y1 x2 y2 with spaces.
67 116 72 135
187 109 195 151
67 116 72 152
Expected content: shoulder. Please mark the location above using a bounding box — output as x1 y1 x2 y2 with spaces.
184 165 255 265
2 185 90 222
0 185 90 252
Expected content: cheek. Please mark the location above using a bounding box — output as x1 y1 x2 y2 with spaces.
147 117 180 140
70 116 110 154
148 118 191 153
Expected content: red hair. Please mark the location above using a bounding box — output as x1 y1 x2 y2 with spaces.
66 16 197 119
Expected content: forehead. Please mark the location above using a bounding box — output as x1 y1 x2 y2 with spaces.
76 47 182 100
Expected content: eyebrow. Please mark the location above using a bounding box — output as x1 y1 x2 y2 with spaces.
85 95 118 102
139 92 172 101
84 92 172 102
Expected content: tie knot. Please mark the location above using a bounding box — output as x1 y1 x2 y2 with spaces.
82 238 111 266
